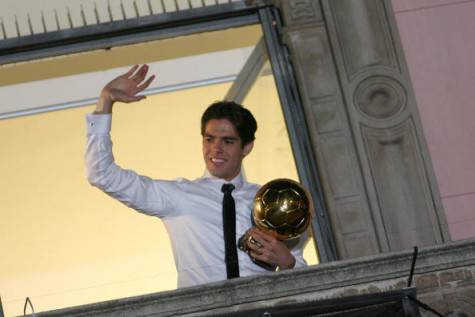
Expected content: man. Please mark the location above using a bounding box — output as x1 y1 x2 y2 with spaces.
86 64 306 288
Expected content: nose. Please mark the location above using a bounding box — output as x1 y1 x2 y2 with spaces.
212 139 224 152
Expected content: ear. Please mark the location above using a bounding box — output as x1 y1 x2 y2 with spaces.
242 141 254 157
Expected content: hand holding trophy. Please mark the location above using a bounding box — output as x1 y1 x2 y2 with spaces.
239 178 313 270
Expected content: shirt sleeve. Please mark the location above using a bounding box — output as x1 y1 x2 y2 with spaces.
285 232 309 269
291 246 307 269
85 113 179 218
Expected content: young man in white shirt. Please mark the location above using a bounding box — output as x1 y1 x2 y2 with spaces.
86 64 306 288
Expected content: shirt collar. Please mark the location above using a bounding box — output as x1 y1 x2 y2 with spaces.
201 169 245 190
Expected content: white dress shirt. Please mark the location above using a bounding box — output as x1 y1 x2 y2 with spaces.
85 114 307 288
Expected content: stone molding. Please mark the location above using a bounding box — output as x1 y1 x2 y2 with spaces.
31 239 475 316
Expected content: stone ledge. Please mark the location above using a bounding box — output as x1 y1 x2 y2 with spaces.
30 239 475 317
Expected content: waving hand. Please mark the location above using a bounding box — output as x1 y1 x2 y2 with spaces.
95 64 155 114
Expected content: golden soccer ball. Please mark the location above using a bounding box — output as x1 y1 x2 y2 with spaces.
252 178 313 240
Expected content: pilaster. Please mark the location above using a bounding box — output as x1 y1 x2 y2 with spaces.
270 0 450 258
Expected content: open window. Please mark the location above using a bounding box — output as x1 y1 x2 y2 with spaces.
0 1 334 315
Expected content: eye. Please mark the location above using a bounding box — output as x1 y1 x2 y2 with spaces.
224 139 235 145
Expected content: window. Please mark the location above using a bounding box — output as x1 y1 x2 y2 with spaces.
0 13 321 315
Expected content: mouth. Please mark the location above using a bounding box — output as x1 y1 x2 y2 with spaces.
210 157 226 164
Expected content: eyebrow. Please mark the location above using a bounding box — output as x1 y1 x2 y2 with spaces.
203 133 239 141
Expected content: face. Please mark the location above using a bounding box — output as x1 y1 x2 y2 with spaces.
202 119 253 181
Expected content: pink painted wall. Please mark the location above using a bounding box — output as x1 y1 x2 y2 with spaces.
392 0 475 240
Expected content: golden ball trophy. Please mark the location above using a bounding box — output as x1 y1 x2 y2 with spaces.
238 178 313 270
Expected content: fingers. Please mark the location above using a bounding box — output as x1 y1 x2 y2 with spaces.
129 64 155 94
245 229 275 263
248 228 275 246
246 236 263 254
123 64 140 78
129 64 149 83
249 246 274 265
137 74 155 92
244 227 294 268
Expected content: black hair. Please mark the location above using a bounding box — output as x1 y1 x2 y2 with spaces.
201 101 257 146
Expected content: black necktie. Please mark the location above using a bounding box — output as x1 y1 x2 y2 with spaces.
221 183 239 279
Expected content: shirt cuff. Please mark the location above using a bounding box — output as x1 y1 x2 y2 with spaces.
86 113 112 134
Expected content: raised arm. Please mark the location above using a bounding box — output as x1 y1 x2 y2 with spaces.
94 64 155 114
86 65 179 218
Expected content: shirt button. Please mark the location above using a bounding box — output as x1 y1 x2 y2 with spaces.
90 122 94 127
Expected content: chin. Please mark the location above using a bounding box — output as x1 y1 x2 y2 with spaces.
208 170 228 180
210 171 226 179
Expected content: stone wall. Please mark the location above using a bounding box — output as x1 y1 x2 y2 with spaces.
276 0 450 260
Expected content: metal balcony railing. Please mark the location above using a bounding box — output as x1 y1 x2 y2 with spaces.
0 0 244 40
0 0 253 65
